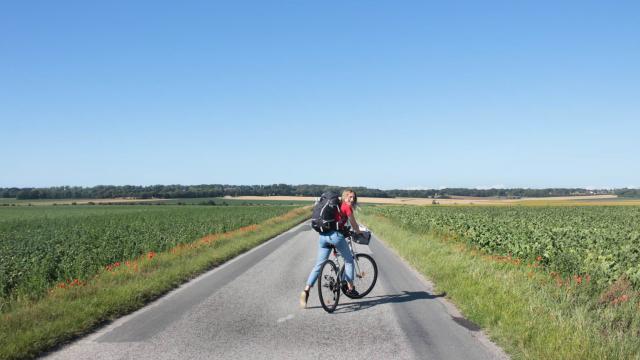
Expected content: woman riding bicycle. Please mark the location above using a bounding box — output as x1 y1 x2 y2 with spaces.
300 189 362 308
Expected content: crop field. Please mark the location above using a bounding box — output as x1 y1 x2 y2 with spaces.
0 197 313 206
360 204 640 359
0 205 300 305
366 205 640 288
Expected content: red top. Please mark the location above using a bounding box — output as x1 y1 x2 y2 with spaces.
336 202 353 227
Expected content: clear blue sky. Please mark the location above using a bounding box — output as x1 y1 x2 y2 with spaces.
1 1 638 190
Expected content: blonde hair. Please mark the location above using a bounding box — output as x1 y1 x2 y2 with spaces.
341 189 357 208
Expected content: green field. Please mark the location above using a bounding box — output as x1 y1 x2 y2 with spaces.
0 205 300 306
361 204 640 359
0 204 310 359
0 197 313 206
367 205 640 288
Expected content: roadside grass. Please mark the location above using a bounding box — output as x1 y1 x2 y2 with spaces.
0 206 310 360
359 211 640 360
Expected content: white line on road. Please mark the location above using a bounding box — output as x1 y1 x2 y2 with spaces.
276 314 295 323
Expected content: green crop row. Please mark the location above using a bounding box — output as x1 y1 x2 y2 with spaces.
0 205 299 304
365 205 640 288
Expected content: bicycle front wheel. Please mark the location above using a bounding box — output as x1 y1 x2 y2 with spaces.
342 253 378 299
317 260 340 313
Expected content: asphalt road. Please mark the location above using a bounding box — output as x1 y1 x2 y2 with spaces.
43 222 508 360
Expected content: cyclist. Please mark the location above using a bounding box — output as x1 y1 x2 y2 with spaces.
300 189 362 308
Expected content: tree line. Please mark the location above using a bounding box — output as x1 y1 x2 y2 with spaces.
0 185 388 200
615 188 640 198
0 184 633 200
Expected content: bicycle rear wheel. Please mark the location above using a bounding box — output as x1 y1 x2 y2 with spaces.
317 260 340 313
342 253 378 299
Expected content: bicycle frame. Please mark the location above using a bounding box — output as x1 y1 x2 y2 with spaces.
329 235 362 284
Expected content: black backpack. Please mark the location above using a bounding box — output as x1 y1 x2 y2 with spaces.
311 192 341 233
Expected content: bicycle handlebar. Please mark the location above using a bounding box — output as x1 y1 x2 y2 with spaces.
346 229 371 244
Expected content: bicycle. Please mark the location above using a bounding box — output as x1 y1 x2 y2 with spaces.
317 230 378 313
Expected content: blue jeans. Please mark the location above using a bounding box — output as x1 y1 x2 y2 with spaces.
306 230 354 287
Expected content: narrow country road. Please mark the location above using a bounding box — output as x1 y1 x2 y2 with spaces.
43 222 508 360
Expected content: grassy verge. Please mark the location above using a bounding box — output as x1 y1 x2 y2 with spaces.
359 211 640 360
0 206 310 360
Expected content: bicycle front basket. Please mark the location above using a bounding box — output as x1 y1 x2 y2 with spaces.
353 231 371 245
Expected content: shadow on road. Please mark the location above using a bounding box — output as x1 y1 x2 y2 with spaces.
308 290 446 313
